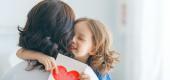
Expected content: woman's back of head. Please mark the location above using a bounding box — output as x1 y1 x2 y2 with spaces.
18 0 75 59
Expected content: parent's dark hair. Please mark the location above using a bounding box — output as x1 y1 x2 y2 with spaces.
18 0 75 66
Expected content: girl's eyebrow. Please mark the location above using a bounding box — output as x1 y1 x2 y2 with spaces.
79 32 86 37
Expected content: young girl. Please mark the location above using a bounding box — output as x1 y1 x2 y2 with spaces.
17 18 119 80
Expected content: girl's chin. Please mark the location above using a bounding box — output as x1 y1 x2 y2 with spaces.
71 51 77 56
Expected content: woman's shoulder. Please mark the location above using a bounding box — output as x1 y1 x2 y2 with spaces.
1 61 50 80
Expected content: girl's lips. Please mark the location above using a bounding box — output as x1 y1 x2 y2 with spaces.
69 46 77 51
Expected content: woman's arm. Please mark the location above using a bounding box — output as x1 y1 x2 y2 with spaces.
16 48 57 71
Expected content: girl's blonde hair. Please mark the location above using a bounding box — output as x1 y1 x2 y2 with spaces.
75 18 119 74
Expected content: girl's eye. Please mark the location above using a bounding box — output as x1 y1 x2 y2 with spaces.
78 37 85 41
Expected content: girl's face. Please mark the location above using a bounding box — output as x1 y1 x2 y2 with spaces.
69 21 95 59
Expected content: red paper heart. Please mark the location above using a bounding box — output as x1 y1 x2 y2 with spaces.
52 65 80 80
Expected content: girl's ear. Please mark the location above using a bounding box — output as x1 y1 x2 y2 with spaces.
89 48 96 55
89 52 95 55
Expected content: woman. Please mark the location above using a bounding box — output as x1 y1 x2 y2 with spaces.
0 0 76 80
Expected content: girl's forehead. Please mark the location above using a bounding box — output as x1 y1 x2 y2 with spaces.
74 21 89 28
74 22 93 36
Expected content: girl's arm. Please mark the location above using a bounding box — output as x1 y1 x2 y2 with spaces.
16 48 57 71
16 48 43 61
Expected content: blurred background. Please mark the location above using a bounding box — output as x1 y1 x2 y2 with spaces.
0 0 170 80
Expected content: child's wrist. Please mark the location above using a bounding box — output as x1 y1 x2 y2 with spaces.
35 52 46 61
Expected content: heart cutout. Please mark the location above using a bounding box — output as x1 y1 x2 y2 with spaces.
52 65 80 80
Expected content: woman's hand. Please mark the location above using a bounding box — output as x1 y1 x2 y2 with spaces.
80 72 90 80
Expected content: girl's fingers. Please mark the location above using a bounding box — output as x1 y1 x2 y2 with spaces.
51 62 56 70
44 60 48 71
45 59 52 71
82 79 89 80
54 67 59 73
50 57 57 68
80 72 90 80
49 57 57 72
50 60 58 73
45 61 50 71
47 59 54 71
38 56 56 72
49 57 56 70
81 75 89 79
47 57 57 71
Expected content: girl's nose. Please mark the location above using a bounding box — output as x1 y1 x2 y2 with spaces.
71 36 76 44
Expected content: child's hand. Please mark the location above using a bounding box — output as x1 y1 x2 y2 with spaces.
37 55 57 71
80 72 90 80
